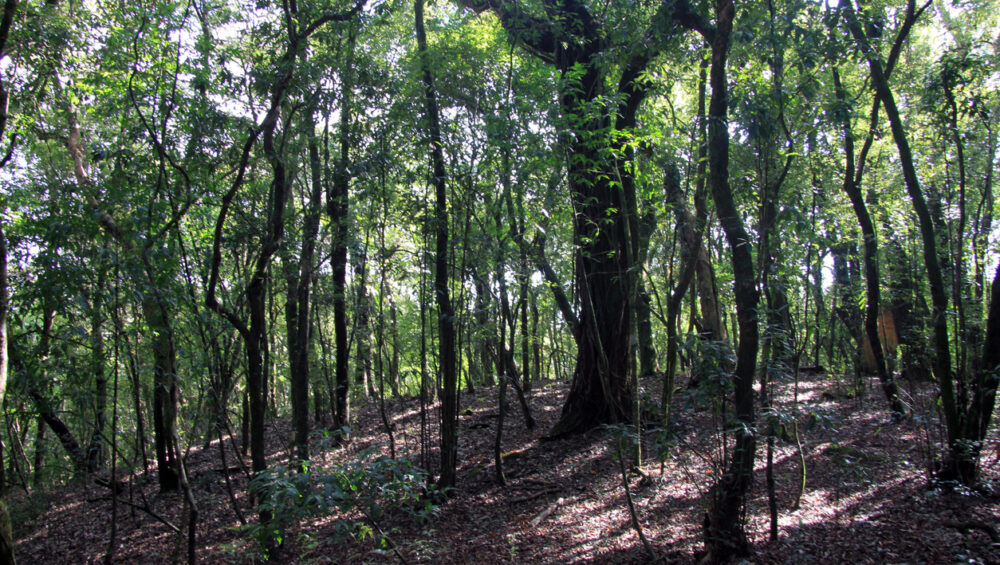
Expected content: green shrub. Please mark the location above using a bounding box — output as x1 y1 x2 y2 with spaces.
244 441 442 556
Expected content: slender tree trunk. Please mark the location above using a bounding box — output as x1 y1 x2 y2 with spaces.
31 302 54 484
119 323 149 474
844 3 963 480
832 67 905 417
143 293 180 492
330 31 356 437
636 203 658 381
31 417 44 487
968 262 1000 463
702 1 759 559
286 108 326 464
415 0 458 489
353 247 375 398
696 245 727 344
532 234 579 341
663 162 703 420
86 278 107 473
0 220 16 565
473 269 495 386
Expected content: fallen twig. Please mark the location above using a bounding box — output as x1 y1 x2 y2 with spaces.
88 495 182 534
530 497 563 527
510 487 560 504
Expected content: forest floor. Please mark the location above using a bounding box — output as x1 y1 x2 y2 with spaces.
10 370 1000 564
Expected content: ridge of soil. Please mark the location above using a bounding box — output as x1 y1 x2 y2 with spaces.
12 372 1000 564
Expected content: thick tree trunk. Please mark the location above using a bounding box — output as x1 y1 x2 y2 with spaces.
458 0 704 438
547 54 634 438
549 167 633 436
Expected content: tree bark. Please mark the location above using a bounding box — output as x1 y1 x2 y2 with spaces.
0 218 15 565
85 278 107 473
459 0 705 438
831 66 905 417
415 0 458 489
330 31 356 437
844 2 962 479
701 0 759 560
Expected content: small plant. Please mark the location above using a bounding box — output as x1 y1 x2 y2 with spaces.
244 446 443 558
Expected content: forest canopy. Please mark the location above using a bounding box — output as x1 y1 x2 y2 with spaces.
0 0 998 562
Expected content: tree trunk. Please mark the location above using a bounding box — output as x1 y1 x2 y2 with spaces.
832 66 905 417
844 3 961 480
286 106 326 464
85 279 107 473
353 247 375 398
330 31 356 437
663 162 703 419
458 0 703 439
547 54 634 438
0 214 15 565
831 241 864 354
473 269 495 386
702 0 759 560
142 293 180 492
415 0 458 489
966 261 1000 474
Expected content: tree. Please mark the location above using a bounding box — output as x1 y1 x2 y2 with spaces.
330 28 357 438
206 0 365 543
459 0 707 436
414 0 459 489
842 0 999 485
697 0 759 559
0 0 19 560
831 63 906 417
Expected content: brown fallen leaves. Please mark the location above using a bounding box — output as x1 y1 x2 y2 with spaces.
12 372 1000 564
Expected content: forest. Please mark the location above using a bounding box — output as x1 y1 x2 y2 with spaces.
0 0 998 562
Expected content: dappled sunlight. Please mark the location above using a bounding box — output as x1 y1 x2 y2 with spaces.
12 371 999 563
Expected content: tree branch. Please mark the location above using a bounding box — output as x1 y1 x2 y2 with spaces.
456 0 558 63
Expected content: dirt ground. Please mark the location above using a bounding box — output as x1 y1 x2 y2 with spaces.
12 371 1000 563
